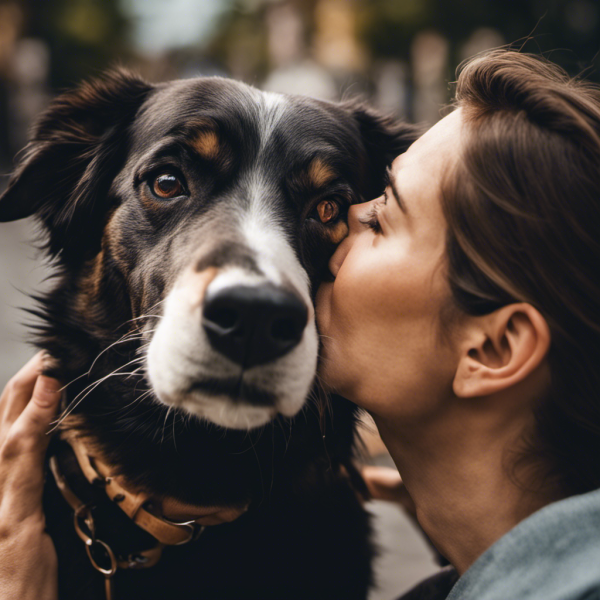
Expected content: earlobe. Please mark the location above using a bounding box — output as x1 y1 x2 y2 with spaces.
453 303 551 398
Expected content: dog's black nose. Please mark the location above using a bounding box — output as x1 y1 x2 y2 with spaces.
202 285 308 368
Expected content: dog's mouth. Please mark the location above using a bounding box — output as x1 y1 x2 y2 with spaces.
146 264 319 430
190 378 277 407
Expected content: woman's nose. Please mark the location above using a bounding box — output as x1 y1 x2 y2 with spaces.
328 198 382 278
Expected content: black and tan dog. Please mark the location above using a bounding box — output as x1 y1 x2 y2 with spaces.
0 71 418 599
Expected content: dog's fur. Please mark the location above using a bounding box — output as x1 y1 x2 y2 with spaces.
0 71 419 599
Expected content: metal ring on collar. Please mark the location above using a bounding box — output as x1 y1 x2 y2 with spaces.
86 539 118 577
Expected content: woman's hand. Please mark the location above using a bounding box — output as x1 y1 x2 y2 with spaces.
0 352 61 600
362 465 450 565
362 465 418 520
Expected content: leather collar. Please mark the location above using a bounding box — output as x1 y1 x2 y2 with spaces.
64 434 204 545
49 434 206 574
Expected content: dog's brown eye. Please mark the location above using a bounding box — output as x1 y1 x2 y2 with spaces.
316 199 340 224
152 174 184 199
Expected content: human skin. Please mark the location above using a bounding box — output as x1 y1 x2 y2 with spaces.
316 108 560 574
0 352 61 600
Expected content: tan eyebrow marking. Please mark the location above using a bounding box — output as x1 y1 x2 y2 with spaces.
186 120 233 171
191 129 220 161
328 221 349 245
307 158 336 188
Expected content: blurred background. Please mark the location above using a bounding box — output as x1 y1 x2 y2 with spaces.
1 0 599 598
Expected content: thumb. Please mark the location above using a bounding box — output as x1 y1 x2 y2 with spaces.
13 375 62 449
2 376 62 523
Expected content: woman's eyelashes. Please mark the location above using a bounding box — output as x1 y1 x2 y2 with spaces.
361 209 381 232
359 201 384 233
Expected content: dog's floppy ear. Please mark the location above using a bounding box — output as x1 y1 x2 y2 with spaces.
345 102 424 198
0 69 153 259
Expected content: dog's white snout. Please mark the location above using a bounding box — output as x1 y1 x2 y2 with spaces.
147 261 318 430
202 284 308 369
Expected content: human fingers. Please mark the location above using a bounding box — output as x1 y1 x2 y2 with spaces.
361 465 418 518
0 352 45 428
362 465 404 501
0 374 61 522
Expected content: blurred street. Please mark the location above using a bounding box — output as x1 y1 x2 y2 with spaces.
0 218 51 387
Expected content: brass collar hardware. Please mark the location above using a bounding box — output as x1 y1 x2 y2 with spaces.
67 435 206 545
49 437 206 600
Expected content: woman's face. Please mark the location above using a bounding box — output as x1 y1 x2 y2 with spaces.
316 109 463 419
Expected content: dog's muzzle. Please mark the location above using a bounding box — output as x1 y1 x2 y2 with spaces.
146 262 318 430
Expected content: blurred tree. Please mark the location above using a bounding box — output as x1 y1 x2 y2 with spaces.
2 0 600 163
203 0 600 123
358 0 600 81
22 0 131 90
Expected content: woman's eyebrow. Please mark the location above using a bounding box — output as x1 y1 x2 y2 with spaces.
385 166 408 214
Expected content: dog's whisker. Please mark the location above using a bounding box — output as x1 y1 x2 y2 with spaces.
86 331 147 376
172 408 179 453
50 356 147 431
114 306 165 332
125 365 144 381
160 405 173 447
58 333 149 383
58 370 93 392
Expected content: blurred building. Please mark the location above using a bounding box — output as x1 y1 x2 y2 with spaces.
2 0 600 170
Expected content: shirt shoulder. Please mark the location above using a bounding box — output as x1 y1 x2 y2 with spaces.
446 488 600 600
395 567 459 600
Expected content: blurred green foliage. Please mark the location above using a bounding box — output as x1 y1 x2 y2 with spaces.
358 0 600 79
9 0 600 91
24 0 130 89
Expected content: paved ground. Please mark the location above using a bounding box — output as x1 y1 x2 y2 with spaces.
0 217 440 599
0 218 52 386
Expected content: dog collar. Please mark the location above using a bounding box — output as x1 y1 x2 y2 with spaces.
49 436 209 600
66 435 205 544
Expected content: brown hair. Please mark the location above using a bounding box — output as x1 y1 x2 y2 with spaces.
442 50 600 494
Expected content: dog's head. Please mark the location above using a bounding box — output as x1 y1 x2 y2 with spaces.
0 71 419 431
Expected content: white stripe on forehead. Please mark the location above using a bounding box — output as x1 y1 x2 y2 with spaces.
238 169 310 304
261 91 287 134
226 89 310 301
246 88 289 151
198 88 309 304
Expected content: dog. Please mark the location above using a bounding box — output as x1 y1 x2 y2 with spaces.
0 70 418 600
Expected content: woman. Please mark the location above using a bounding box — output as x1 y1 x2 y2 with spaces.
317 49 600 599
2 50 600 599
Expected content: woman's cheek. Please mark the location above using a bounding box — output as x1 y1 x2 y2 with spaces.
315 282 333 335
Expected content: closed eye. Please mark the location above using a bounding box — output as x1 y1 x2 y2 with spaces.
358 201 384 233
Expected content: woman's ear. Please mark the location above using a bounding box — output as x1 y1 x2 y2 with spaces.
453 303 551 398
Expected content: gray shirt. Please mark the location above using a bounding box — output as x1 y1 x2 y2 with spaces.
400 487 600 600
